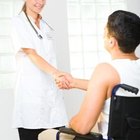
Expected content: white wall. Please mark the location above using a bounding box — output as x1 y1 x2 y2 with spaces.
0 91 18 140
42 0 70 72
127 0 140 57
127 0 140 16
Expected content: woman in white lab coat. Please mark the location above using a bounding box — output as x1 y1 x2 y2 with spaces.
11 0 68 140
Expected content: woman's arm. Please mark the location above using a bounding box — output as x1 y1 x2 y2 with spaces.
22 48 58 75
23 48 71 87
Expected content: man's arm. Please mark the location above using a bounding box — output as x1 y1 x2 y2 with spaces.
69 63 120 134
70 78 89 90
55 72 89 90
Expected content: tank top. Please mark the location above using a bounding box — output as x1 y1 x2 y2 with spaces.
98 59 140 139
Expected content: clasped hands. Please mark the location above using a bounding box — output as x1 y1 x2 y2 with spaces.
53 71 74 89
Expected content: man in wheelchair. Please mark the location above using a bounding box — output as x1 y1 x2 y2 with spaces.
38 10 140 140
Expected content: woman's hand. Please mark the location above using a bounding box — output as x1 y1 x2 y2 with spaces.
54 72 74 89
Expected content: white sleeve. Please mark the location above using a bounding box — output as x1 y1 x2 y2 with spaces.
11 16 34 54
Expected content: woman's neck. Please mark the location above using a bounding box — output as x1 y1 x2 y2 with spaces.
25 9 40 28
26 8 38 21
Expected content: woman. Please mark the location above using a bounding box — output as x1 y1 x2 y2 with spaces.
11 0 69 140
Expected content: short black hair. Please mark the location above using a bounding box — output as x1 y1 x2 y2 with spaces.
107 10 140 53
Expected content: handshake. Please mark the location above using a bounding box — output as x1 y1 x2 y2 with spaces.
53 71 74 90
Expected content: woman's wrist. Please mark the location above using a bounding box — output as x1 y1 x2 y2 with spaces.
51 70 60 78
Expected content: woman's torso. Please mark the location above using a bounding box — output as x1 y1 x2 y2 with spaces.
11 12 68 128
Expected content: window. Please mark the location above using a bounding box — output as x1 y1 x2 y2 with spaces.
67 0 127 79
0 0 23 91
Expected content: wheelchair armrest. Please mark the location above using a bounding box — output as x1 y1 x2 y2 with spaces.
120 84 139 94
58 127 103 140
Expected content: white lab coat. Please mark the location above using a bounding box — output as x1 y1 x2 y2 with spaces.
11 12 68 129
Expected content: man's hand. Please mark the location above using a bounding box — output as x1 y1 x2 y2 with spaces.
54 72 74 89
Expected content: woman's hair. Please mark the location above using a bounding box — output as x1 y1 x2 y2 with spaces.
107 10 140 53
21 2 26 12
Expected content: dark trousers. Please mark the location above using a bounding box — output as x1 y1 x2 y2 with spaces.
18 127 64 140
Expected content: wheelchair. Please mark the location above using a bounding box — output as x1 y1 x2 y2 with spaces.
57 84 140 140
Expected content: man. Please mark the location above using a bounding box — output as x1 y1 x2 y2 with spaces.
39 10 140 140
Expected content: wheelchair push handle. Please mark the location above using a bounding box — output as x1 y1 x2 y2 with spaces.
120 84 139 94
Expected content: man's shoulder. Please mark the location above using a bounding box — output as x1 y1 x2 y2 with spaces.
94 62 119 82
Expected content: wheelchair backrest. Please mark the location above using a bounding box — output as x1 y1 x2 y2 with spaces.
108 84 140 140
